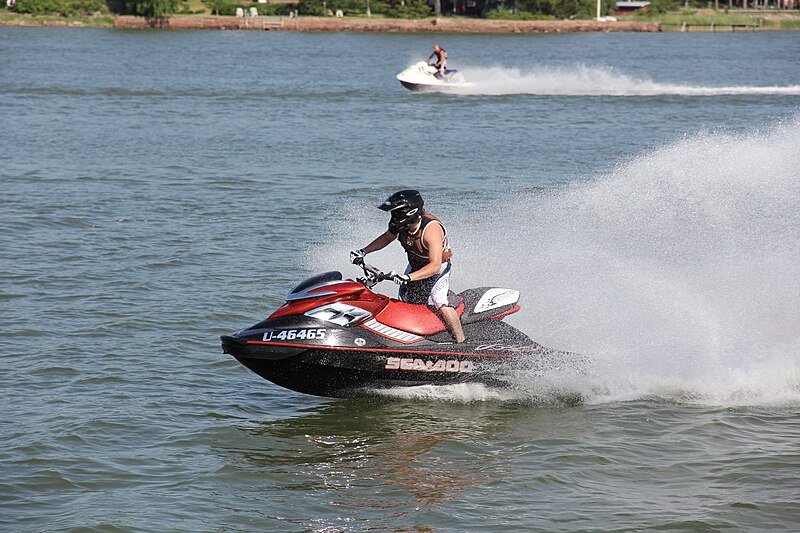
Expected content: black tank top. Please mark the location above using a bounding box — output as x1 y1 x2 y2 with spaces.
397 213 452 270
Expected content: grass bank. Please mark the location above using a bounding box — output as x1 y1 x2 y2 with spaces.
618 9 800 31
1 8 799 31
0 12 114 26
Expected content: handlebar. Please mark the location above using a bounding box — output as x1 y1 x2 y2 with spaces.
353 258 392 289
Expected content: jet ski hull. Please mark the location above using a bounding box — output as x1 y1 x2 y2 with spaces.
224 342 512 398
221 268 580 398
398 80 472 92
221 320 570 398
396 61 471 93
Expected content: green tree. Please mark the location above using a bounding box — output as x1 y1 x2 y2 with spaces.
204 0 241 15
295 0 326 15
510 0 612 18
295 0 390 16
387 0 432 18
14 0 63 14
126 0 181 17
646 0 679 13
14 0 106 15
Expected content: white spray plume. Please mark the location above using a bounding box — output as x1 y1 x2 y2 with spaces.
458 117 800 405
310 117 800 406
452 64 800 96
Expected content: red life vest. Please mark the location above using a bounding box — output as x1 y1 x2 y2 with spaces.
397 213 452 270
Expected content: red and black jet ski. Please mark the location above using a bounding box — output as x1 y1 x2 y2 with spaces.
221 261 576 398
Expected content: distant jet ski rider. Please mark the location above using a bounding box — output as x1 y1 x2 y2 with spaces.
428 44 447 81
350 190 466 343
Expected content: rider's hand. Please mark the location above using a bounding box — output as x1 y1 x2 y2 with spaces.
389 272 411 286
350 249 365 265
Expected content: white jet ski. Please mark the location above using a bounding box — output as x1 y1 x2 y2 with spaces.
396 61 471 92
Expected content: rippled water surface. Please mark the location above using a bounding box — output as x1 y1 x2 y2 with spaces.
1 27 799 532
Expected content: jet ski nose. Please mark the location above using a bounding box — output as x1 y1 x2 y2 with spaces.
220 334 247 354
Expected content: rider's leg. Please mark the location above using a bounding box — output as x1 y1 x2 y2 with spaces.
437 306 465 343
428 263 463 342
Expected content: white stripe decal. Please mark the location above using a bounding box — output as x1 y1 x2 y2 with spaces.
362 319 423 344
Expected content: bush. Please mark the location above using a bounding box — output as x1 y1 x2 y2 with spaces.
14 0 62 14
294 0 325 15
14 0 107 15
126 0 182 17
294 0 392 16
177 2 205 14
643 0 679 14
510 0 613 19
64 0 106 14
486 10 555 20
387 0 431 18
204 0 242 15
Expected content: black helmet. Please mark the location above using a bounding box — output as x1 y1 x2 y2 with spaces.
379 189 424 234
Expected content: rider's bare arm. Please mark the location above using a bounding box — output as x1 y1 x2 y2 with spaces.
362 231 396 255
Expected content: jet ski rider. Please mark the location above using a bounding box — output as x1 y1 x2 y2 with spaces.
351 190 466 344
428 44 447 82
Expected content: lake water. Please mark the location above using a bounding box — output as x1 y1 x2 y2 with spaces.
1 26 799 532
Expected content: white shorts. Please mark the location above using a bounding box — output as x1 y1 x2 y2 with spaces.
400 262 451 309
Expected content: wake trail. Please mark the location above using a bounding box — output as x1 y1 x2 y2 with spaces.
454 64 800 96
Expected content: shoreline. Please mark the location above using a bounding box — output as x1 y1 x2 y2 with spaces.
0 14 661 32
1 13 798 32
